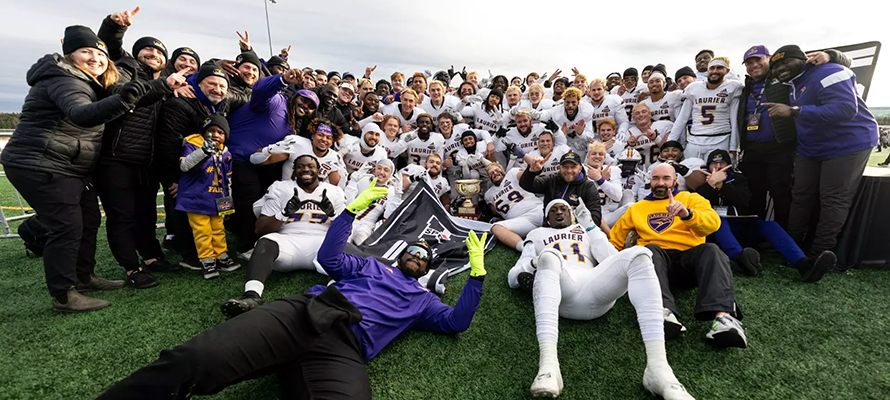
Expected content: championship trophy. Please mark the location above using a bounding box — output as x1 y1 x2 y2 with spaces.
454 179 482 220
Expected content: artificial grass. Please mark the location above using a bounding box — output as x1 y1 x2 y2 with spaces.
2 158 890 399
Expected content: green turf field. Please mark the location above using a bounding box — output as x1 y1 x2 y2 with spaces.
1 156 889 400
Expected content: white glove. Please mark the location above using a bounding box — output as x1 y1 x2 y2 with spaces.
574 198 596 230
268 138 300 154
536 72 549 84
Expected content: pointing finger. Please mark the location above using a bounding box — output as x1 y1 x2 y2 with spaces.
132 6 141 15
720 165 731 172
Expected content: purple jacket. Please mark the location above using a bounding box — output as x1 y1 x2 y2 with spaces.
175 134 233 215
311 211 483 362
787 63 878 158
226 75 291 162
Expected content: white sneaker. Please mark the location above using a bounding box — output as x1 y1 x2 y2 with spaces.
237 249 254 261
664 308 687 339
643 366 695 400
705 314 747 348
530 365 563 398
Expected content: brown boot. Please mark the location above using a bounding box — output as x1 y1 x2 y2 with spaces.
52 287 110 313
76 275 126 293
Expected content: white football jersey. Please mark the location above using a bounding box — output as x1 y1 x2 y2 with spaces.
258 180 346 236
454 147 490 173
405 132 445 166
670 80 742 147
525 224 598 270
382 102 424 126
586 94 630 139
346 176 400 226
516 98 554 112
379 134 408 160
627 120 673 168
419 95 460 123
528 144 572 176
460 102 504 133
440 131 464 162
539 103 595 157
484 168 542 220
604 140 628 165
401 164 450 199
280 136 345 185
589 165 624 211
641 91 682 122
620 84 647 119
340 144 388 174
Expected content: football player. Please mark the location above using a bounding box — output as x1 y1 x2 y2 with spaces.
485 163 544 252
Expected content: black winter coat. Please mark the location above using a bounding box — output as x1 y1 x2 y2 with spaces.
695 170 751 216
155 96 228 187
0 54 133 177
97 16 172 166
519 169 602 226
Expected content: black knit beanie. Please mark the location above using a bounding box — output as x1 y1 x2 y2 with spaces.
62 25 107 56
171 47 200 67
132 36 168 60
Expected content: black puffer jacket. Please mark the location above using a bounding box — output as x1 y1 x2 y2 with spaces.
695 169 751 216
155 96 228 187
0 54 133 177
97 16 172 166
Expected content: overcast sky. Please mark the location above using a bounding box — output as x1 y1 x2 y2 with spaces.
2 0 888 112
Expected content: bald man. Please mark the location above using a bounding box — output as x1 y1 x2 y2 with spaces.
609 163 747 349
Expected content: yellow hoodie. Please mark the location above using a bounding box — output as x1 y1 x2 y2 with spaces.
609 190 721 251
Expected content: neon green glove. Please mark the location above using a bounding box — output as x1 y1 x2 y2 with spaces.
466 230 488 277
346 178 390 214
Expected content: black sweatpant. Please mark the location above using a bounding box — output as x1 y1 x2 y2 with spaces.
788 148 870 255
160 186 197 262
231 160 281 253
645 243 740 321
740 149 794 229
5 167 101 297
96 161 164 272
96 293 371 400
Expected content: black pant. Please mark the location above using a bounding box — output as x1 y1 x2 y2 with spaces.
96 161 164 271
160 185 198 262
231 161 281 253
5 167 100 297
740 149 793 229
645 243 740 321
96 293 370 400
788 148 870 255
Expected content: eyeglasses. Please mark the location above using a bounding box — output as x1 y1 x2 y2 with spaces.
405 245 430 262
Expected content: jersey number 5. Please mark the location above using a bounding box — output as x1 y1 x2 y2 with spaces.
700 105 716 125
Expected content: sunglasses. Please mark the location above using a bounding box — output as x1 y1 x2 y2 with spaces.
405 245 430 262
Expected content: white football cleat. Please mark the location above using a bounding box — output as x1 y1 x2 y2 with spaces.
643 366 695 400
530 365 563 398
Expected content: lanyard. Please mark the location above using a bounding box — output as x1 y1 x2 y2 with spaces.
751 81 767 113
211 150 228 197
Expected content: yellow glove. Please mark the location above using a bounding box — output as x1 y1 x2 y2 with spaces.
346 178 389 214
466 230 488 277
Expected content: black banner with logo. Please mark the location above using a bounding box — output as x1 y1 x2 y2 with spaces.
344 181 497 294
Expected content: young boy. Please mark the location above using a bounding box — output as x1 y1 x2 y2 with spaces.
177 115 241 279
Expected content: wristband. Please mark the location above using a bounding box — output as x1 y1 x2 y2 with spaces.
680 208 694 221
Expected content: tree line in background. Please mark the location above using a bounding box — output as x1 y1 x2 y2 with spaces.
0 113 20 130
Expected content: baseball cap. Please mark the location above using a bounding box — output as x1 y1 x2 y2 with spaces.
559 152 582 165
706 149 732 166
339 81 355 93
770 45 807 65
743 45 770 62
293 89 319 109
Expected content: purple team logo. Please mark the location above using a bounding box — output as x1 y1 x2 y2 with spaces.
647 212 674 233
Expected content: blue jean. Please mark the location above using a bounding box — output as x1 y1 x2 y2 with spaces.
712 217 805 265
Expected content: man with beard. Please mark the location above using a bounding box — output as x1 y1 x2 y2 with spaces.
485 163 544 252
609 163 747 349
347 161 401 245
669 57 743 161
97 179 488 399
626 103 672 170
251 119 345 186
520 151 602 227
156 64 230 268
314 84 351 135
764 44 878 263
507 200 694 400
227 70 304 259
641 72 682 122
538 87 595 159
498 111 565 170
420 80 459 123
96 8 188 288
646 141 707 192
405 114 445 166
585 78 630 140
220 155 346 317
339 123 388 175
694 49 741 82
526 131 572 176
383 88 424 128
401 153 451 207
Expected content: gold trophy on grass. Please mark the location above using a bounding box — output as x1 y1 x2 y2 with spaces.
454 179 482 220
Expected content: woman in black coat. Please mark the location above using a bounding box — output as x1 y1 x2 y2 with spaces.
0 25 147 313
